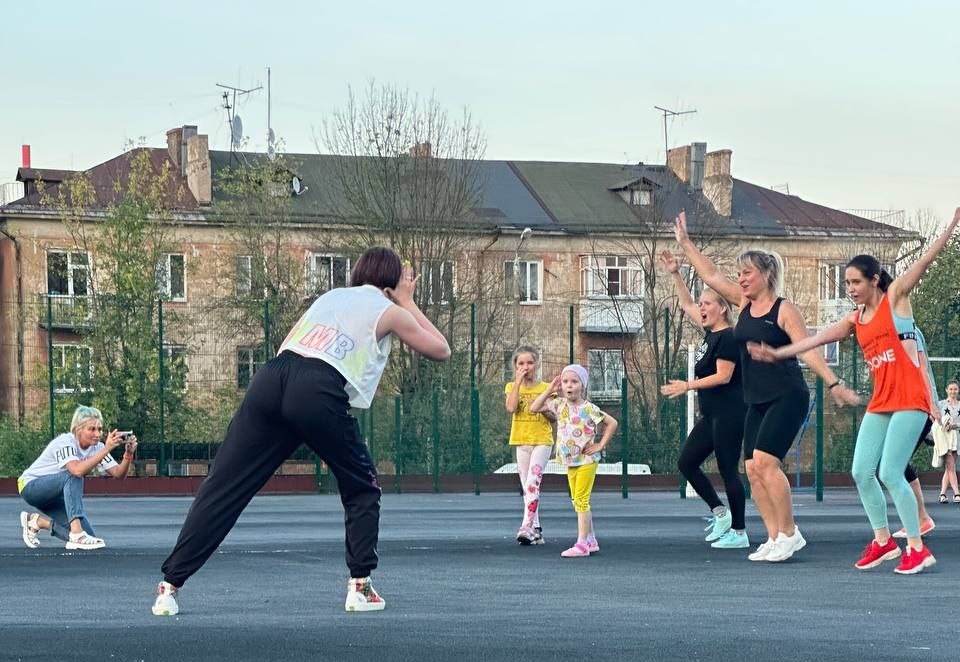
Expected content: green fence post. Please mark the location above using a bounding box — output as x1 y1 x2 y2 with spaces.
158 299 167 477
472 387 481 496
432 388 440 493
394 396 402 494
263 299 271 360
46 295 55 439
621 376 629 499
816 377 824 502
568 305 574 363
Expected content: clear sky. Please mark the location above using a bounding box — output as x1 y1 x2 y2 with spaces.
2 0 957 225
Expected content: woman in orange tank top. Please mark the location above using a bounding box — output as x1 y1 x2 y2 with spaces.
749 207 959 576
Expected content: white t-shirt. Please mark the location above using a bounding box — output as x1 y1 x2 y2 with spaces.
19 433 118 488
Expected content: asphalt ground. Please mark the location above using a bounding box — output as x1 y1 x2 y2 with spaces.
1 489 957 662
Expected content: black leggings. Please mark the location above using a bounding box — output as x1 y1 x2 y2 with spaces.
904 418 934 483
678 407 747 530
161 351 382 587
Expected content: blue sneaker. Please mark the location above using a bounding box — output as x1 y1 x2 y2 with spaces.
711 529 750 549
705 510 732 542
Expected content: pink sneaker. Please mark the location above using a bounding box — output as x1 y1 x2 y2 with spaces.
560 542 591 558
586 538 600 553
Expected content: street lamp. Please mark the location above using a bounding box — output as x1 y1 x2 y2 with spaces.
514 227 533 345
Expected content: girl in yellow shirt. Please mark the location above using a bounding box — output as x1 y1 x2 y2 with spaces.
504 346 554 545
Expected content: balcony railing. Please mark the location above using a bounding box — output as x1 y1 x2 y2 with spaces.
579 298 644 334
37 294 93 330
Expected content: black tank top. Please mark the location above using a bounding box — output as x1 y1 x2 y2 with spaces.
734 298 808 404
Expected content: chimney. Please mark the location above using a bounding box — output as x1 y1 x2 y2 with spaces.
185 132 211 205
703 149 733 217
666 145 690 183
21 144 31 168
166 127 183 173
689 142 706 192
409 141 432 158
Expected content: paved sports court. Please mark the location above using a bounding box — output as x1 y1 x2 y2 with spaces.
1 490 955 661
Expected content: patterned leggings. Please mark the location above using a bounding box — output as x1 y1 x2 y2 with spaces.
516 445 552 528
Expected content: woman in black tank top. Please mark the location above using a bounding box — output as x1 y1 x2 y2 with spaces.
659 250 749 550
673 212 859 563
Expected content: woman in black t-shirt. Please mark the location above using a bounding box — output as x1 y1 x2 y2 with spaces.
660 250 748 549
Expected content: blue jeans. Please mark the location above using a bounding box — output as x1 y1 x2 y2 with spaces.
20 471 95 541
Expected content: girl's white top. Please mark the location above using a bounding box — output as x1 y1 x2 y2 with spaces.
278 285 393 408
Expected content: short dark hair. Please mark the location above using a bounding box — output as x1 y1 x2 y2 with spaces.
846 254 893 292
350 246 402 290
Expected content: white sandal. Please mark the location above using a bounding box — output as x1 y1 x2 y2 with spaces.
65 530 106 550
20 512 40 549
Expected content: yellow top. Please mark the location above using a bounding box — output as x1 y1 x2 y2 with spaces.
505 381 554 446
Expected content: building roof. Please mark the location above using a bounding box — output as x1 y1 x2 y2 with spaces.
2 143 912 241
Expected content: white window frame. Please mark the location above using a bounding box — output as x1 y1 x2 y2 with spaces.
305 253 350 295
237 346 266 389
504 259 543 305
819 262 846 301
236 255 253 297
52 344 93 394
162 344 189 392
46 249 90 297
424 260 455 305
587 348 625 397
157 253 187 302
580 256 643 299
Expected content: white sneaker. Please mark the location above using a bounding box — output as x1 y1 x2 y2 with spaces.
748 539 775 561
152 581 180 616
65 531 105 550
20 512 40 549
766 528 807 563
345 577 386 612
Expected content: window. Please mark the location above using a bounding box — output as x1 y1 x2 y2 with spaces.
629 188 651 206
237 346 266 389
580 256 643 298
587 349 625 396
424 260 455 304
801 326 840 368
47 250 89 296
819 262 846 300
504 260 542 304
157 254 186 301
162 345 188 392
306 253 349 294
679 265 704 300
52 344 93 393
236 255 252 297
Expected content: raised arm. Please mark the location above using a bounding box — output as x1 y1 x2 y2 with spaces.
888 207 960 311
673 211 743 306
529 374 561 413
658 249 701 326
749 312 856 362
378 264 451 361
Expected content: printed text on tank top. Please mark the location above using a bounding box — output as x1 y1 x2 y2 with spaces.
856 295 920 372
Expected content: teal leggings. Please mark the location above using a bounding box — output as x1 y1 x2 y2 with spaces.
851 410 928 538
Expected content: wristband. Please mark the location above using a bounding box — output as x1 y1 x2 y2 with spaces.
828 380 842 390
123 452 135 461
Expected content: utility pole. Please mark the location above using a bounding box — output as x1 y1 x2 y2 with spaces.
654 106 697 162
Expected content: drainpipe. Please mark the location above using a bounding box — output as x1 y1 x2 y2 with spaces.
0 225 25 424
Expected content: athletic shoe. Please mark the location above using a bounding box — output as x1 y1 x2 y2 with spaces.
65 531 105 551
151 581 180 616
748 539 775 561
854 538 901 570
711 529 750 549
516 527 535 545
766 528 807 563
529 527 545 545
703 516 716 532
892 518 936 539
893 545 937 575
560 542 591 558
586 537 600 553
705 510 733 542
20 512 40 549
345 577 386 612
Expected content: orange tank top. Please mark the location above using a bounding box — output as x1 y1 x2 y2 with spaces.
855 295 931 414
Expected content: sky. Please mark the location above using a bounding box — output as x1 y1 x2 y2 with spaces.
2 0 958 226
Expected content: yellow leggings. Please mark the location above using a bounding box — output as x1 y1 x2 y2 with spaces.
567 462 598 513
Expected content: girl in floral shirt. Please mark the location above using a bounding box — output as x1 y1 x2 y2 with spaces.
530 364 618 557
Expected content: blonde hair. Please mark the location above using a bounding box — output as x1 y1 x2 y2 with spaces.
701 288 735 326
70 405 103 435
511 345 540 366
737 250 784 296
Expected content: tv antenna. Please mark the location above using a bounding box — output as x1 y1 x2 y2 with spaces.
654 105 697 162
217 81 262 157
266 67 276 160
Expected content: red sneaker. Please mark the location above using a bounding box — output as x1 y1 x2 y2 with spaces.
892 518 936 539
893 545 937 575
854 538 901 570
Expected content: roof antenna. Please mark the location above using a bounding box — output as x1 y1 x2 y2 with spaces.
654 105 697 162
216 81 262 163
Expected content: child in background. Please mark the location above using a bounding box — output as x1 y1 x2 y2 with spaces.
531 364 618 558
504 346 554 545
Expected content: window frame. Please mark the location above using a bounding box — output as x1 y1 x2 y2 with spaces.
579 255 644 299
305 252 350 295
46 249 90 297
52 343 94 394
424 259 456 305
503 259 543 305
237 346 267 389
157 253 187 302
587 348 626 397
235 255 253 297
